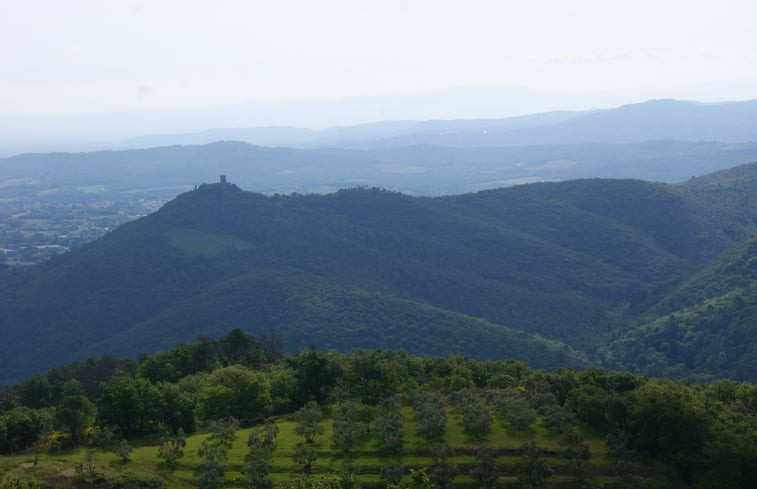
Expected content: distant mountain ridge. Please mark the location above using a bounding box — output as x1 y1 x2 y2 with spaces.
6 86 717 154
1 162 756 384
117 99 757 149
5 140 757 203
118 109 588 149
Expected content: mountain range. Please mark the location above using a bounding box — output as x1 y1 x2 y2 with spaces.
118 98 757 149
5 99 757 207
1 161 755 384
4 95 757 156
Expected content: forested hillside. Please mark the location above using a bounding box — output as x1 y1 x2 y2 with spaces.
1 163 756 383
607 234 757 379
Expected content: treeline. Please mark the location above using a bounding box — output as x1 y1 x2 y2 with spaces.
1 330 757 488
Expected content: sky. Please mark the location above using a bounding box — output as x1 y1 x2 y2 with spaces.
2 0 757 119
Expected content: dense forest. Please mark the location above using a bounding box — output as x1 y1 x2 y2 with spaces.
1 162 756 384
1 330 756 489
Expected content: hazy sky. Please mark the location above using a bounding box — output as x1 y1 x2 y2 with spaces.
2 0 757 116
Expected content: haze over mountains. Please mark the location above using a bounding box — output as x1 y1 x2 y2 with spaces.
1 162 755 384
3 97 757 156
7 84 757 152
0 85 594 155
5 99 757 204
119 99 757 150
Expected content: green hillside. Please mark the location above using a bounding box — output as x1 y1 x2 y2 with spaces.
1 163 756 383
605 234 757 380
82 272 586 370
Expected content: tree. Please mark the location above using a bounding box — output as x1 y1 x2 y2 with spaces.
156 381 196 434
626 381 711 476
449 389 477 412
380 461 404 487
79 425 112 477
494 393 536 432
340 350 408 404
547 368 580 406
540 404 576 433
193 336 220 373
427 444 458 489
413 392 446 442
605 431 644 489
268 365 297 414
245 432 273 489
83 425 114 450
461 398 492 440
516 443 552 489
260 420 280 449
245 443 272 489
114 439 132 463
407 469 434 489
471 447 501 489
198 366 271 421
244 420 278 489
331 399 370 453
81 448 98 476
55 380 94 445
216 328 265 368
295 402 324 444
15 375 55 409
259 330 284 364
207 417 240 449
566 384 610 430
96 376 161 436
289 349 340 406
374 396 404 453
197 386 236 421
197 439 228 489
559 430 591 483
0 407 53 454
158 428 186 471
293 446 317 474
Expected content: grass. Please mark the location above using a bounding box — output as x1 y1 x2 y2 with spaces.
0 401 630 489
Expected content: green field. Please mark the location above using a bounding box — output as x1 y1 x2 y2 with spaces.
0 404 651 489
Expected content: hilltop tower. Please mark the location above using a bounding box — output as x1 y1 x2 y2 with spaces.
220 175 227 184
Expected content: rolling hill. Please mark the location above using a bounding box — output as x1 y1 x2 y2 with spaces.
4 140 757 205
1 162 756 384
